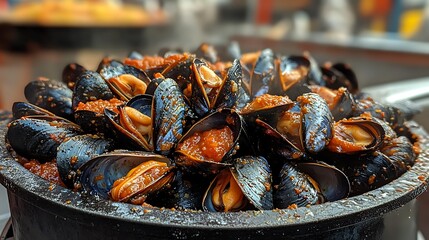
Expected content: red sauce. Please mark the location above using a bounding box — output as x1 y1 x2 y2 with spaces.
124 53 189 71
76 98 124 114
241 94 292 114
177 126 234 162
24 160 65 187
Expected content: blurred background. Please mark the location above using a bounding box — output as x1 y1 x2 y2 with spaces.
2 0 429 238
2 0 429 110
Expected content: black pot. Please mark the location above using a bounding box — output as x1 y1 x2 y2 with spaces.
1 118 429 240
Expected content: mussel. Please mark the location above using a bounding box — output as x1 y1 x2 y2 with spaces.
190 58 242 116
62 63 86 90
203 155 273 212
274 162 350 208
250 49 275 98
79 151 174 204
329 151 397 197
57 134 115 188
297 93 334 154
72 70 114 109
6 117 83 162
24 78 73 119
271 55 311 100
175 109 243 175
105 79 186 155
327 117 385 154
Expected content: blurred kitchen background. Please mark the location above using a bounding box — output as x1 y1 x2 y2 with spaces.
2 0 429 238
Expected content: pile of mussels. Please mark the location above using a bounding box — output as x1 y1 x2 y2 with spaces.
5 43 419 212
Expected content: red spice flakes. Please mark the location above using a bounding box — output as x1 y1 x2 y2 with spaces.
23 160 65 187
76 98 124 114
368 174 376 185
287 204 298 210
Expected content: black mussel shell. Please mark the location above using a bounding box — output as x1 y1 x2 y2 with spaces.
24 78 73 119
72 71 114 109
194 42 218 63
213 59 242 110
7 118 83 162
147 170 209 210
104 99 153 152
57 134 114 188
296 162 350 203
381 136 416 176
161 54 195 91
78 151 172 199
12 102 56 120
254 118 303 161
273 161 349 209
128 51 143 60
251 48 275 98
230 156 273 210
62 63 86 90
297 93 334 154
274 163 320 208
331 152 398 197
153 78 187 155
272 55 311 100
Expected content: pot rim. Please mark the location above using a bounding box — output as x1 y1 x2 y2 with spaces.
0 118 428 233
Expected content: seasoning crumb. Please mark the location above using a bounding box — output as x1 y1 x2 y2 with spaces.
287 204 298 210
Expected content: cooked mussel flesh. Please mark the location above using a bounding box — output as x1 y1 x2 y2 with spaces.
79 151 174 203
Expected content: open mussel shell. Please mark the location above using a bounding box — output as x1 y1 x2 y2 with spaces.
57 134 115 189
78 150 173 200
273 162 350 208
296 162 350 202
103 65 151 101
24 78 73 119
104 100 154 152
72 70 114 109
353 98 409 128
254 118 303 161
203 155 273 212
6 117 83 162
310 86 356 121
240 94 294 127
174 108 243 175
272 55 311 100
189 58 223 116
327 117 385 155
321 63 358 94
161 53 195 91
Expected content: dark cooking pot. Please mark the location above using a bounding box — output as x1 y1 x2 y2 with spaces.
0 117 429 240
